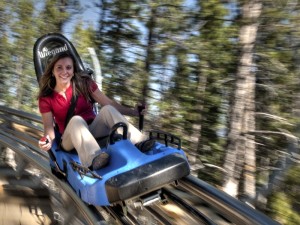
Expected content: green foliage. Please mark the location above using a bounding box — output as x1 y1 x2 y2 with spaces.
0 1 12 104
285 165 300 206
71 22 97 68
269 192 300 225
254 4 300 211
96 0 143 103
268 166 300 225
37 0 76 33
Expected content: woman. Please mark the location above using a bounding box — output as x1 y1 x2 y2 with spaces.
37 52 154 170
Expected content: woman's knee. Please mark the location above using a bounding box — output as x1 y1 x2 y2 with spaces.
100 105 117 114
68 115 87 127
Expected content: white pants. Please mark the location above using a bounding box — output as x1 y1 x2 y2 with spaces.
61 105 146 167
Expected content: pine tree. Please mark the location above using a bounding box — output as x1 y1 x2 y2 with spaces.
253 1 300 218
8 0 37 110
37 0 81 34
72 22 97 70
0 1 13 104
188 0 237 178
95 0 142 107
222 0 262 205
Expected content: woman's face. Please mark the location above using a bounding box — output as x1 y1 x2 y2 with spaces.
52 57 74 86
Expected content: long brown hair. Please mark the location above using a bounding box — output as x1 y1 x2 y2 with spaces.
37 52 94 102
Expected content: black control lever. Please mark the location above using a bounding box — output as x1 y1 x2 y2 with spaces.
138 105 145 131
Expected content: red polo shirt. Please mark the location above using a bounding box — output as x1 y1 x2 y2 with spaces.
39 81 98 134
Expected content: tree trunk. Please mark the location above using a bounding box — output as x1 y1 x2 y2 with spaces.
189 72 206 175
15 56 24 109
243 73 256 205
142 7 156 105
222 0 262 203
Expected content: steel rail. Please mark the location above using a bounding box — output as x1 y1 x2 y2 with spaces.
144 205 174 225
0 113 43 133
103 206 140 225
0 105 42 124
0 127 47 159
179 175 281 225
161 187 217 225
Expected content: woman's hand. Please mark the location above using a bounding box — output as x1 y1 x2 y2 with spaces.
38 135 52 151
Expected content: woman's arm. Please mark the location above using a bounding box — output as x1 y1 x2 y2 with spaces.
91 88 139 116
39 111 55 151
41 111 55 140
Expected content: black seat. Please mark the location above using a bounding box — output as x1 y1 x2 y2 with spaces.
33 33 86 83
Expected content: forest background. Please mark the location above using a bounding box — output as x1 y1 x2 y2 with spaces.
0 0 299 224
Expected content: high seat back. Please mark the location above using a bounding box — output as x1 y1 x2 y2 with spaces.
33 33 85 82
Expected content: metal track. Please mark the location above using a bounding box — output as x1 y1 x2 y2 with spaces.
0 105 281 225
0 134 103 225
178 176 280 225
144 205 174 225
161 187 217 225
